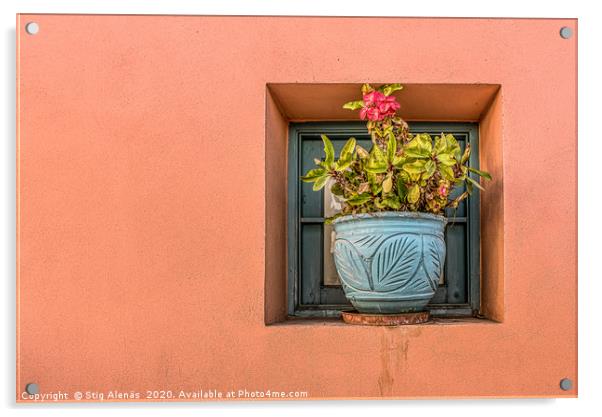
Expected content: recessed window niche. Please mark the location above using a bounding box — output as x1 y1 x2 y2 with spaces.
264 83 504 325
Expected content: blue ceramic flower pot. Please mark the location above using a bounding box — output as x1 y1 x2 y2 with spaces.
332 211 447 314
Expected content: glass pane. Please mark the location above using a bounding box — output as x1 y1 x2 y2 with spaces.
301 224 322 305
301 139 324 218
323 184 342 286
444 223 468 303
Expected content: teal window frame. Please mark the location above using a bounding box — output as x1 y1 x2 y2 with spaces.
288 122 481 318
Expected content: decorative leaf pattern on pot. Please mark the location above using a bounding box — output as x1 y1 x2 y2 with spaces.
348 233 384 258
423 236 446 291
334 240 373 291
371 235 420 292
398 266 433 295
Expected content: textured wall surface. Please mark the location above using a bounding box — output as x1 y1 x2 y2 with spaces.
17 15 577 400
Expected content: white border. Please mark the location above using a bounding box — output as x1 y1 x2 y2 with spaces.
2 1 599 416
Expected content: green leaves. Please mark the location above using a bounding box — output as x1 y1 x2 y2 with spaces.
300 168 326 182
365 145 388 174
447 191 469 209
322 134 335 168
404 134 432 158
466 176 485 191
392 155 406 167
423 160 436 179
444 134 461 159
382 174 393 194
300 134 339 191
433 134 459 167
335 137 356 171
312 174 329 191
468 166 492 180
356 145 369 159
402 159 426 175
436 153 457 166
358 83 403 97
331 182 344 196
396 177 407 200
461 144 471 163
407 184 420 204
439 164 455 181
347 193 372 206
342 100 364 110
361 83 374 94
434 133 461 158
382 195 401 209
386 133 396 163
367 172 381 194
379 83 403 96
433 135 447 155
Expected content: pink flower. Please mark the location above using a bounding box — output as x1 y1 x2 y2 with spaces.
438 185 448 196
359 91 400 121
359 107 369 120
378 96 401 114
360 107 383 121
363 91 385 106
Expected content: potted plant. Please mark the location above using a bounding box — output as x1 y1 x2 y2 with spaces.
301 83 491 318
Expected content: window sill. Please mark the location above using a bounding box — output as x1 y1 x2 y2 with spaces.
269 316 499 328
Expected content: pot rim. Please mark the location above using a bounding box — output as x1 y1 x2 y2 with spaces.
331 210 448 225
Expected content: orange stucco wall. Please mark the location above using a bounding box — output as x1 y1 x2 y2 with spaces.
480 91 505 322
17 15 577 400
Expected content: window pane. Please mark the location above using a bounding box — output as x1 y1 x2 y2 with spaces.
301 138 324 218
444 223 468 303
301 224 322 305
323 184 341 286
